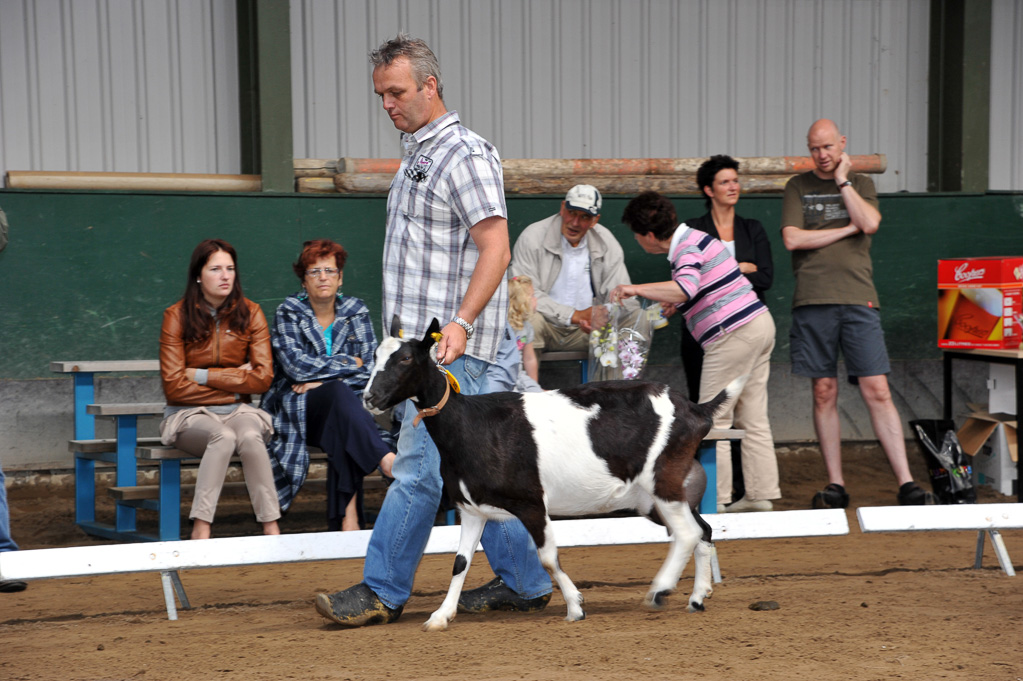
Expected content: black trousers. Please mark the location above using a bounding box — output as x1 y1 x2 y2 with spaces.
305 381 391 530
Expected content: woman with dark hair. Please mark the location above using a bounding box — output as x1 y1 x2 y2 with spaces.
616 191 779 514
679 155 774 509
159 239 280 539
261 239 395 531
681 155 774 393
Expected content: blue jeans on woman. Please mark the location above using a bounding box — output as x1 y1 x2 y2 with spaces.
0 461 19 553
362 354 552 609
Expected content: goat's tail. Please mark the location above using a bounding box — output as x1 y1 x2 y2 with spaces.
696 374 749 419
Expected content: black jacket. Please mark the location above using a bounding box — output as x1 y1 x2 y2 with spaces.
681 212 773 302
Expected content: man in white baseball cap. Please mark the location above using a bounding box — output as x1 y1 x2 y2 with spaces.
510 184 640 364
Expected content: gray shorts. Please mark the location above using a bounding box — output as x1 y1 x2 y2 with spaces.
789 304 891 378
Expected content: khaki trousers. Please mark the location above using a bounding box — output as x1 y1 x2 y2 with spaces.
528 310 590 353
171 408 281 524
698 311 779 504
529 307 644 354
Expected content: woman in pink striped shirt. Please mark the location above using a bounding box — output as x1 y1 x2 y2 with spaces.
614 191 780 513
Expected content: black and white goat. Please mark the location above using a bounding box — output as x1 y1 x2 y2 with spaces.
363 319 745 631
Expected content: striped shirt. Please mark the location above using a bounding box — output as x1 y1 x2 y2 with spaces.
382 110 508 363
669 223 767 348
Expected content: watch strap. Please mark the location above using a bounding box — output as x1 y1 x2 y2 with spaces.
451 316 474 339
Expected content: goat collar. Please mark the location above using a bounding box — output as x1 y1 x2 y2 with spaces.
413 366 459 427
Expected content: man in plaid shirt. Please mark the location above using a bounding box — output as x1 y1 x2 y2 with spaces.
315 33 552 628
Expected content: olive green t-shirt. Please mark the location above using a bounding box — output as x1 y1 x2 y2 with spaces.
780 171 880 308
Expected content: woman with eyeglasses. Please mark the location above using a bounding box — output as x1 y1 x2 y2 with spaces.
261 239 396 531
159 238 280 539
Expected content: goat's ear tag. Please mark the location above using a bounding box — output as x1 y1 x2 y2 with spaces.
430 332 443 343
440 367 461 393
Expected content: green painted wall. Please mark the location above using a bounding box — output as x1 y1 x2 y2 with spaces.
1 189 1022 379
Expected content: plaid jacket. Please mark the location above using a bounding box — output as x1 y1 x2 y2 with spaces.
261 292 379 510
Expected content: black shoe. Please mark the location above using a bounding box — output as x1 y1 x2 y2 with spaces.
897 482 938 506
0 580 28 593
811 483 850 509
314 583 403 627
456 577 552 614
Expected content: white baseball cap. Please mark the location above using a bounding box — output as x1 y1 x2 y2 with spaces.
564 184 602 216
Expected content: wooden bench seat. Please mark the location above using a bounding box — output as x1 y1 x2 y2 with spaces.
70 437 164 454
128 444 395 541
107 473 390 502
70 437 165 464
86 402 166 417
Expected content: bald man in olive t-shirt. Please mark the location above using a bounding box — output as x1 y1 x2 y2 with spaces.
781 118 934 510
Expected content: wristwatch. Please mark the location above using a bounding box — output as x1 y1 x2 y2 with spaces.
451 316 474 339
836 180 853 189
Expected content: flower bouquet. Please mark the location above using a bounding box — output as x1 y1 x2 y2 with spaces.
588 302 655 381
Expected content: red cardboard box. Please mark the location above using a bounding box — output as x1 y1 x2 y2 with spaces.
938 257 1023 349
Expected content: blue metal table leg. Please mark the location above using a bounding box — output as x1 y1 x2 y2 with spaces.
72 373 96 526
75 457 96 524
159 459 182 541
115 415 138 532
697 441 717 515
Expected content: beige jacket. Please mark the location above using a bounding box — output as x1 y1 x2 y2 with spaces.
510 213 640 325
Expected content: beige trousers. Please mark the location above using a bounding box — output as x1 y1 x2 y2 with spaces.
529 307 644 354
698 311 779 504
528 310 590 353
169 407 281 524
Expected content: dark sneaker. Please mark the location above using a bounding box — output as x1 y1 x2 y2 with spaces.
0 580 28 593
897 482 938 506
315 583 403 627
811 483 850 509
456 577 552 614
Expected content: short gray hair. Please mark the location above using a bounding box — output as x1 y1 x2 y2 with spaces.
370 32 444 100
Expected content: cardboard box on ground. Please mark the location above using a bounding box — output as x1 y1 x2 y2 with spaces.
957 364 1018 496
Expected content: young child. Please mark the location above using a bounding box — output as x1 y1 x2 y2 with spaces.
486 275 543 393
508 276 542 391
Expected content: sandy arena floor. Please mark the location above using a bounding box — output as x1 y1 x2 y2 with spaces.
1 444 1021 681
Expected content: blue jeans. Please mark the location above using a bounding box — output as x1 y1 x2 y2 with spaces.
363 355 552 608
0 461 18 553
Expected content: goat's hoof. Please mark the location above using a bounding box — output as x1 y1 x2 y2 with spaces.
687 600 706 613
422 615 451 632
645 590 671 610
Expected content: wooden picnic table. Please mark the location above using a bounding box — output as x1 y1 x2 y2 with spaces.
52 360 163 541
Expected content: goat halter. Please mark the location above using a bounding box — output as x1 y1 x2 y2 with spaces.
413 366 460 427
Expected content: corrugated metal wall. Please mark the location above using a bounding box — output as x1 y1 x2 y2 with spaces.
291 0 931 193
0 0 239 180
990 0 1023 191
1 0 1020 192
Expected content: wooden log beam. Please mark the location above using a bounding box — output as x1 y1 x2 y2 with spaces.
297 177 341 193
333 173 797 195
293 158 340 177
6 171 262 192
331 154 886 177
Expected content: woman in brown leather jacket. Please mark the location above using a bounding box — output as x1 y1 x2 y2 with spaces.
159 239 281 539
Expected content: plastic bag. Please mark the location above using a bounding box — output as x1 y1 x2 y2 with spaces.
588 302 654 381
909 419 977 504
